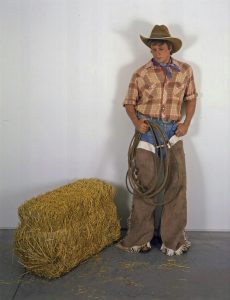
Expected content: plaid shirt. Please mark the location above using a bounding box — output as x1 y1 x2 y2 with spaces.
123 58 197 121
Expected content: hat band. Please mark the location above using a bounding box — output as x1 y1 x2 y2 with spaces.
150 34 171 39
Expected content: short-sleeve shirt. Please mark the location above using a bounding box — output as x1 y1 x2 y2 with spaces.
123 58 197 121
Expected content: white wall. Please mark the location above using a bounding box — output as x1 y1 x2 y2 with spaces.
1 0 229 230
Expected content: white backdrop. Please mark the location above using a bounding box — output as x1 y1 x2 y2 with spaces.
1 0 230 230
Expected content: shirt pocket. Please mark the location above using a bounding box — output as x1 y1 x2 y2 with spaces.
141 83 160 103
174 82 186 98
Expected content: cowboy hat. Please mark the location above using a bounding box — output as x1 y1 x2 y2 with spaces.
140 25 182 53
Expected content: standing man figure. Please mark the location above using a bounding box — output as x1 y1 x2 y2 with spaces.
117 25 197 256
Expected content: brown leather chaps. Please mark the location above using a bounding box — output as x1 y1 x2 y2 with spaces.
122 140 187 251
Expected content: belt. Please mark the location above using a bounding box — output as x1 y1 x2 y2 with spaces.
158 119 176 124
137 112 176 124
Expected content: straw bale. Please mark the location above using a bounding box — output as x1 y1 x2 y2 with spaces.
14 178 121 278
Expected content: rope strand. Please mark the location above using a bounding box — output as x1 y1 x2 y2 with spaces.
126 120 177 206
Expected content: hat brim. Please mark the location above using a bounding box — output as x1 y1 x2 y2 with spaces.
140 35 182 53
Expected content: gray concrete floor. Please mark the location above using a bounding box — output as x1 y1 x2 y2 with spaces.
0 230 230 300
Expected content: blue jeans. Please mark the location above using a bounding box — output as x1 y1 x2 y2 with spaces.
137 113 177 155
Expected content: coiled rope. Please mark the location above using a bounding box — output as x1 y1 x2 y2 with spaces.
126 120 175 206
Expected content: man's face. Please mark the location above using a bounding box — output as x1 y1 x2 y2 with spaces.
151 42 171 64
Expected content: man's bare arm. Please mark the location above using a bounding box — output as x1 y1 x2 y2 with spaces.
176 100 196 137
125 104 148 134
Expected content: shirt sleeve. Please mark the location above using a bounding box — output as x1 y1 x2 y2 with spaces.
184 67 198 101
123 73 139 106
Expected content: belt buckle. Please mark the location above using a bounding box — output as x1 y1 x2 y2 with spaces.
163 119 172 124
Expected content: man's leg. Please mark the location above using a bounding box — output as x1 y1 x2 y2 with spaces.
160 141 191 255
118 148 157 251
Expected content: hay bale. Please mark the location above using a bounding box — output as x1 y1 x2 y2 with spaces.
14 178 121 278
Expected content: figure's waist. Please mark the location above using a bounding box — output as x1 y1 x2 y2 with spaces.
137 112 177 124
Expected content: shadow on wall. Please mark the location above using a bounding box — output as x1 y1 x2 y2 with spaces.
169 23 205 229
105 20 154 228
101 20 204 229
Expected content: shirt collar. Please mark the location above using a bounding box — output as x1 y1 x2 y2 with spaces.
145 57 181 71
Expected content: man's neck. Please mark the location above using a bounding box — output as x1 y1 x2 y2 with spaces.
153 57 171 65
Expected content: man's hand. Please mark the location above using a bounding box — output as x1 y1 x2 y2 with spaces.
125 105 149 134
175 122 189 137
135 119 149 134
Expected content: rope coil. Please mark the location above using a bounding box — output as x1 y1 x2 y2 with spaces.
126 120 173 205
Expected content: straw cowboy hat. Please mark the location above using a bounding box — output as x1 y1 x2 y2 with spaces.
140 25 182 53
